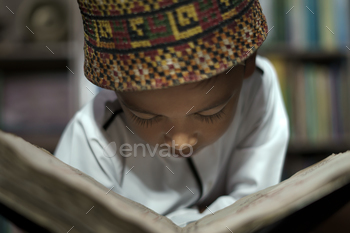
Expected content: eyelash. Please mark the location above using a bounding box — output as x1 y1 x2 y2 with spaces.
195 107 226 124
130 114 162 127
130 107 226 127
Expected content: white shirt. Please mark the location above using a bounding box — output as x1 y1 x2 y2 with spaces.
54 55 289 227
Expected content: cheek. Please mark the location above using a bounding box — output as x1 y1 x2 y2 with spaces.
123 113 161 146
199 96 239 145
135 128 160 146
199 110 235 145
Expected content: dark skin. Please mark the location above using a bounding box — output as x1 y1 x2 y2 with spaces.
115 52 257 213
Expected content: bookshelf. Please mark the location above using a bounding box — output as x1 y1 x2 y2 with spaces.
0 0 86 231
258 0 350 181
0 0 78 153
0 42 71 60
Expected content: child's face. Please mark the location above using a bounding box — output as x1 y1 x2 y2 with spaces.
116 65 245 157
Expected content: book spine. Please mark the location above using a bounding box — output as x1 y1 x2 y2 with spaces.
293 63 301 143
315 66 324 142
335 0 350 48
339 63 350 139
322 66 329 142
0 71 3 131
305 0 319 50
292 0 306 50
325 66 332 142
310 64 318 143
319 0 336 51
273 0 286 44
304 64 312 143
287 63 296 141
259 0 275 45
329 64 340 140
297 63 308 143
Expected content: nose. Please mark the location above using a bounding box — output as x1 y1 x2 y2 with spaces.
164 132 198 150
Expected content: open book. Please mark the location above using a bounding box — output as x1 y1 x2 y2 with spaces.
1 129 350 233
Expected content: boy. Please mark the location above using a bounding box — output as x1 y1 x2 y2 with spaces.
54 0 289 227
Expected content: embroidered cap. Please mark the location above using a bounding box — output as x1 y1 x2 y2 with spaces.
77 0 268 92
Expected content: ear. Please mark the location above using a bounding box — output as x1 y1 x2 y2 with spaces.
244 51 257 79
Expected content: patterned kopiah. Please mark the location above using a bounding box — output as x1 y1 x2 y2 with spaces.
77 0 268 91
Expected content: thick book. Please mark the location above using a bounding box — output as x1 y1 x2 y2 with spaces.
1 129 350 233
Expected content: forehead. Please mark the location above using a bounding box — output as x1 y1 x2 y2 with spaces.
116 66 244 113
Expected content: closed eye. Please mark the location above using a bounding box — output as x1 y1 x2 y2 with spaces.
129 105 226 127
129 113 162 127
194 105 226 124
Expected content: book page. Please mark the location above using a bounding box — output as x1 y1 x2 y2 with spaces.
183 151 350 233
0 130 181 233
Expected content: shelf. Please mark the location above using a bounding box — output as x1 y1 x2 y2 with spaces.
259 48 349 61
258 45 349 61
287 141 350 155
0 60 70 72
0 42 72 61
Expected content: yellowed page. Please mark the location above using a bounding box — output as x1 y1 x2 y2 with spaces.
183 152 350 233
0 130 181 233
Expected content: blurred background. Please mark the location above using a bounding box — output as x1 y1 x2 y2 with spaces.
0 0 349 232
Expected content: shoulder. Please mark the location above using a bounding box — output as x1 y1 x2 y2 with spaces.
243 55 278 94
54 90 125 187
54 89 122 160
255 55 277 77
69 89 121 140
235 55 282 133
240 55 279 109
232 55 288 146
255 55 279 89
